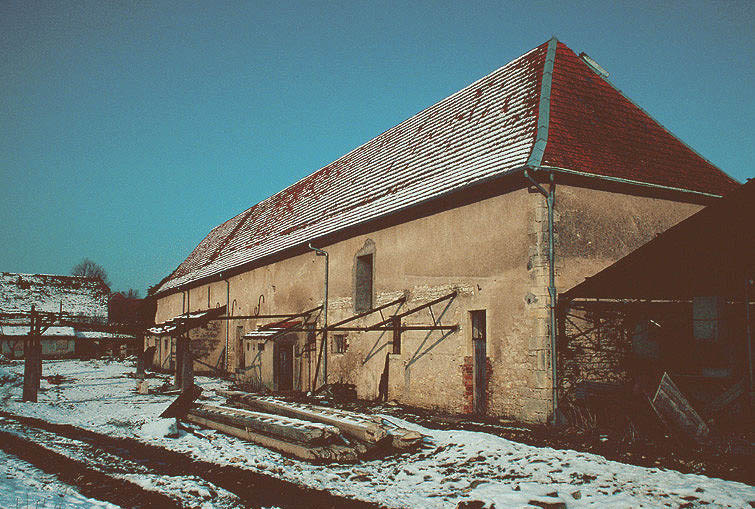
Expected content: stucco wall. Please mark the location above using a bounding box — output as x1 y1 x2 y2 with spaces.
152 183 704 422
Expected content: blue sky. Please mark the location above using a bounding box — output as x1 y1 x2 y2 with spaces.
1 1 752 294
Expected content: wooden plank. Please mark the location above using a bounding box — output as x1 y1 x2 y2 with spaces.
706 377 745 413
190 404 341 444
218 390 388 444
160 384 203 418
185 414 358 463
377 417 423 450
651 372 709 440
218 390 422 450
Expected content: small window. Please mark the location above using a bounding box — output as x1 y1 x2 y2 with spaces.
246 343 250 351
258 343 265 351
355 253 373 312
164 338 168 349
333 334 348 354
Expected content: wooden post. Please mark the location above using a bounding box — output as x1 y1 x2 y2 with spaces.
322 327 328 386
174 336 183 388
23 305 39 402
34 333 42 391
181 332 194 393
136 334 145 379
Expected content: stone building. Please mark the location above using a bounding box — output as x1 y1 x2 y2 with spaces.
147 38 738 423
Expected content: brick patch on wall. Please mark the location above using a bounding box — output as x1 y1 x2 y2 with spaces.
462 355 493 414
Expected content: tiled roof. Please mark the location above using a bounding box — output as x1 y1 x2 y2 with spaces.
156 38 737 295
542 42 737 195
0 272 109 318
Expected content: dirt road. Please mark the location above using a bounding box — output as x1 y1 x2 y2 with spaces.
0 412 381 509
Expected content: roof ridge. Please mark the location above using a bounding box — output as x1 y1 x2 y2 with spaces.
526 36 558 168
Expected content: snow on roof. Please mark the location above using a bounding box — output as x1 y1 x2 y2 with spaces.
74 331 135 340
157 41 548 295
147 306 226 335
0 325 75 337
156 38 738 296
0 272 109 318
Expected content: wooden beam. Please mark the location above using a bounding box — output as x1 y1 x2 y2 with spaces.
327 296 405 328
190 404 341 444
218 391 388 445
184 414 358 463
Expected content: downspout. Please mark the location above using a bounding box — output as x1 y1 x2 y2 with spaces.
523 37 559 424
223 275 230 372
308 243 329 386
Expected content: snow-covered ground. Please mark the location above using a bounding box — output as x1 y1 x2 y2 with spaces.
1 359 753 508
0 448 119 509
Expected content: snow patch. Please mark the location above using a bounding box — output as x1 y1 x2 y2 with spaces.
0 359 753 508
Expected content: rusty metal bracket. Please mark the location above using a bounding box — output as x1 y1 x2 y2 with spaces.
406 294 456 367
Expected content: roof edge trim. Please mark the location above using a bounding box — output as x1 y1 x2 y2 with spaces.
540 165 724 199
526 36 558 168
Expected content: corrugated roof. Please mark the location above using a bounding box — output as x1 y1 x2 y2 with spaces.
156 38 738 296
147 305 227 336
0 272 109 318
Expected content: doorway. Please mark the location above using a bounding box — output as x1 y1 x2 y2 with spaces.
471 310 487 414
274 335 295 391
236 326 245 370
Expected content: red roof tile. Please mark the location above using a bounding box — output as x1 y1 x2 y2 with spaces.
542 42 737 195
156 39 737 295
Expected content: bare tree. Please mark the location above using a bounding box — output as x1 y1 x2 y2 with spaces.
72 258 111 288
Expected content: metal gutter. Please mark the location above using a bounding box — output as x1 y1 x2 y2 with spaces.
525 37 560 424
223 276 230 371
539 166 724 199
151 168 531 299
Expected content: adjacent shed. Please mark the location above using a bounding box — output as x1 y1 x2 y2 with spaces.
559 179 754 418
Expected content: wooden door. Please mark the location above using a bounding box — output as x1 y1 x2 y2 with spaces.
274 341 294 391
471 310 487 414
236 326 245 370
